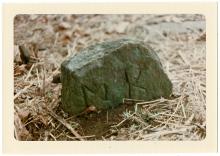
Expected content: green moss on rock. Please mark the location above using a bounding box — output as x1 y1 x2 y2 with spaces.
61 38 172 114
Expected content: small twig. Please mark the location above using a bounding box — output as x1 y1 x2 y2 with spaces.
104 129 118 138
14 111 21 140
154 120 180 127
42 65 46 96
178 50 190 65
123 98 144 104
66 135 95 140
23 117 36 126
47 109 84 140
43 102 84 141
131 116 148 126
160 113 185 119
164 96 183 126
14 82 33 100
148 110 171 118
44 67 60 83
36 68 41 87
111 118 128 128
102 136 106 141
52 32 59 50
185 114 194 125
106 111 108 124
25 64 35 81
111 113 135 128
130 125 151 135
49 132 57 141
180 98 187 118
143 129 186 139
134 97 172 113
136 98 163 105
193 123 206 131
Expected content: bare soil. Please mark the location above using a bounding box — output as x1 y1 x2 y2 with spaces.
14 14 206 141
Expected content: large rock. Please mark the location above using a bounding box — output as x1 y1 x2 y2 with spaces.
61 38 172 114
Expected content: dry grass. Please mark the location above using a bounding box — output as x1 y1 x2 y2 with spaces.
14 14 206 141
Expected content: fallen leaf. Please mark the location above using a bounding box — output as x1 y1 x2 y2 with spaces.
58 22 72 31
115 22 129 33
14 64 26 76
38 115 49 126
196 33 206 41
17 108 30 122
14 112 32 140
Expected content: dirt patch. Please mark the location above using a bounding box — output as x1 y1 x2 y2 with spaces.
14 14 206 141
74 103 134 140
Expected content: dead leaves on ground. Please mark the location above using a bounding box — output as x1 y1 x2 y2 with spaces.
14 14 206 141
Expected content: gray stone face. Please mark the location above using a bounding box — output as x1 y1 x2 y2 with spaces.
61 38 172 114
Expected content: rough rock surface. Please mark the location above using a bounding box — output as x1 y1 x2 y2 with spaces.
61 38 172 114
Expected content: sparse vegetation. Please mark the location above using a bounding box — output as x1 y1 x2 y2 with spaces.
14 14 206 141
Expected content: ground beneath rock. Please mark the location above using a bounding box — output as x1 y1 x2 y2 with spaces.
75 103 134 140
14 14 206 141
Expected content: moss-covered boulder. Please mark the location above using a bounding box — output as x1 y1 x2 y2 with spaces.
61 38 172 114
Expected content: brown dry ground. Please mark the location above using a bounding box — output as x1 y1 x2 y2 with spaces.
14 14 206 141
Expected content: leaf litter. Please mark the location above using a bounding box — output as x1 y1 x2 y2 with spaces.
14 14 206 141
